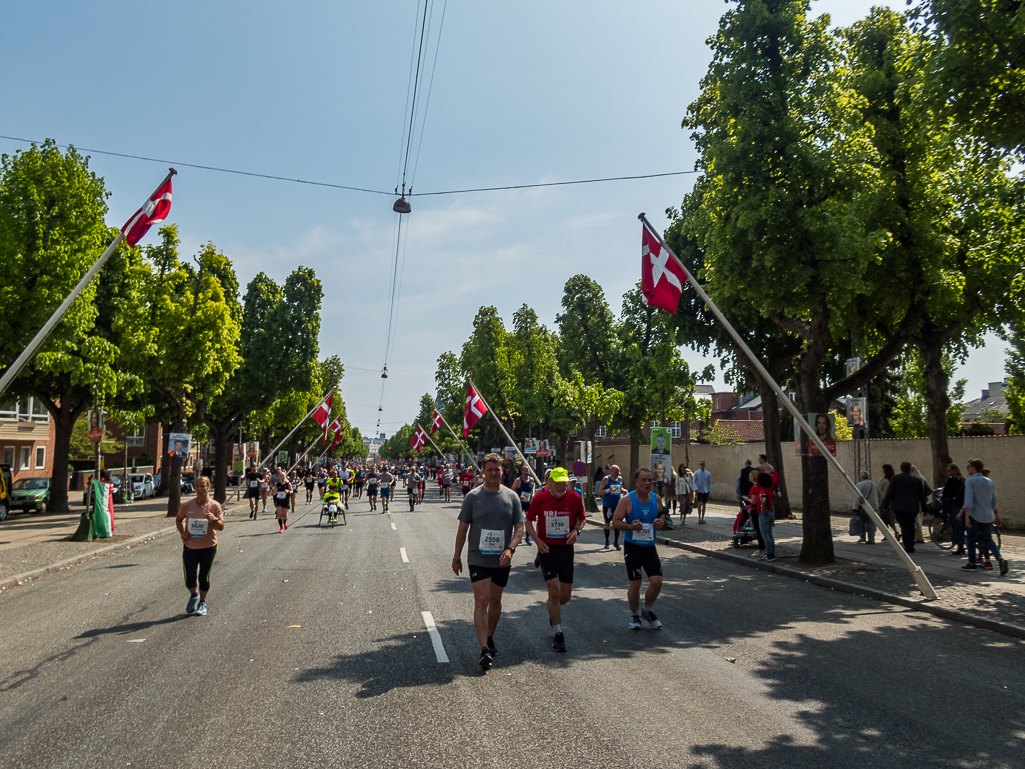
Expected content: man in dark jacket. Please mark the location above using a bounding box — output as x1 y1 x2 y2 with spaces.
881 462 927 553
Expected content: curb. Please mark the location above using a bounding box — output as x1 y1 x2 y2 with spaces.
585 519 1025 642
0 500 252 591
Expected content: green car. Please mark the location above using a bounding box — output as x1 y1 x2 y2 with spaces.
11 477 51 514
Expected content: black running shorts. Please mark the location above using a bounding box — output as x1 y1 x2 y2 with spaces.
468 565 511 587
538 543 575 584
602 505 616 524
623 541 662 581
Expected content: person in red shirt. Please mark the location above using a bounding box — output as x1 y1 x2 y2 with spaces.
525 466 587 653
460 468 474 497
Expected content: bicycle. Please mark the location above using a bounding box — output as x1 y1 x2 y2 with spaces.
927 487 955 550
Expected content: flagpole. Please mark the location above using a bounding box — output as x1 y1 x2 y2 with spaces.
0 168 177 402
289 434 320 473
417 423 447 461
436 409 480 472
638 212 937 600
260 389 333 470
468 379 543 487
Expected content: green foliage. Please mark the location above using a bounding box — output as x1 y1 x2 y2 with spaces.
975 406 1008 424
69 414 124 459
832 411 853 441
890 350 966 437
556 275 622 388
460 306 515 425
704 421 741 446
1006 321 1025 434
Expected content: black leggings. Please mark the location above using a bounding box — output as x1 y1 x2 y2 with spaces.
183 545 217 592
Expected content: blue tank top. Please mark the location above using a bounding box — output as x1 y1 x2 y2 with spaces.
624 490 659 547
517 477 534 509
602 475 624 509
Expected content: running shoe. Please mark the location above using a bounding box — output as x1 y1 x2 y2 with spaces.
186 594 199 614
486 636 497 657
641 609 662 629
603 543 610 550
614 543 621 551
999 559 1009 576
983 561 994 571
195 601 207 616
552 632 567 653
479 648 493 672
278 527 284 534
961 563 978 571
629 615 642 631
762 554 776 562
284 522 288 530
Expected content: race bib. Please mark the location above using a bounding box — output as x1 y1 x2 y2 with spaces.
546 515 570 538
249 480 258 488
328 504 338 513
520 492 532 503
188 517 209 538
275 491 287 500
609 488 621 498
633 522 654 543
479 528 505 555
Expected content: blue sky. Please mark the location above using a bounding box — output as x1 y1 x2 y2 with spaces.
0 0 1008 436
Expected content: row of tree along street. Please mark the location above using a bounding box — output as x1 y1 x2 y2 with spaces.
386 1 1025 564
0 141 363 516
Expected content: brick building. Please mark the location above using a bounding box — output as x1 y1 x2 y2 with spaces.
0 397 54 481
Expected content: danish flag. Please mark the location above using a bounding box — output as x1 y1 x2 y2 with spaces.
328 417 344 451
640 219 689 314
313 390 335 444
432 409 443 435
463 381 487 436
121 176 174 247
410 424 428 451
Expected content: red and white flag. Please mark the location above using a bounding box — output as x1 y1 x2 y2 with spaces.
463 382 488 436
432 409 443 435
640 220 689 313
121 176 174 247
313 390 335 444
410 424 428 451
328 417 344 451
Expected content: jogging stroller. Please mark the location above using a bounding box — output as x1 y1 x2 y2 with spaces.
731 503 758 548
319 491 346 526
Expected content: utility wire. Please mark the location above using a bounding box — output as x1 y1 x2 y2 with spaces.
0 136 697 198
400 0 431 191
410 0 448 186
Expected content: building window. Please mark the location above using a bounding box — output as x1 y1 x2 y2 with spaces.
35 446 46 469
650 421 659 429
127 425 146 447
0 398 49 423
3 446 13 466
19 446 30 470
595 425 607 438
670 421 682 439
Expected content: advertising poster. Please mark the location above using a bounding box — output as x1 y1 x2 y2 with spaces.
649 426 672 484
87 410 104 443
795 413 837 456
536 439 550 458
504 446 516 460
523 437 538 454
277 450 289 464
847 398 867 429
168 433 192 459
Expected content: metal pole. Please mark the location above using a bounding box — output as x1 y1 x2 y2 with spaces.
468 379 543 487
0 169 177 402
436 410 480 472
289 434 321 473
417 423 447 461
259 389 333 470
638 213 938 600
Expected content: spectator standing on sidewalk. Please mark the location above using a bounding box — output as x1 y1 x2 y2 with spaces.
692 461 711 524
675 464 694 525
881 462 927 553
960 459 1008 575
943 464 966 556
851 471 880 544
754 472 776 561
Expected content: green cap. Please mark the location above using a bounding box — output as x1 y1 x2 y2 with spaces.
549 467 569 482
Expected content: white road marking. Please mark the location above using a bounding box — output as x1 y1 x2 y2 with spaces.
421 611 449 663
399 547 409 563
390 522 397 531
127 639 146 643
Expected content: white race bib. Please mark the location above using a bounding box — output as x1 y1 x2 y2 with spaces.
275 491 287 500
479 528 505 555
546 515 570 538
328 504 338 513
520 492 532 503
249 480 258 488
188 517 209 538
633 522 654 543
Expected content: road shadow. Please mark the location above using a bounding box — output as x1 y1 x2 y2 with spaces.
75 613 189 639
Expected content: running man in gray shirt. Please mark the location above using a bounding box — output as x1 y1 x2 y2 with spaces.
453 453 524 672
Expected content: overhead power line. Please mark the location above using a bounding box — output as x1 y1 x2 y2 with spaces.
0 135 697 197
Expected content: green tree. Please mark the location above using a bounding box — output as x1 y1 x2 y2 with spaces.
890 350 967 437
914 0 1025 156
555 275 623 388
561 374 624 483
0 141 142 512
122 227 241 515
460 307 515 450
1006 321 1025 434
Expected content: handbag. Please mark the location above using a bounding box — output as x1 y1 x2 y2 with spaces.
849 515 865 536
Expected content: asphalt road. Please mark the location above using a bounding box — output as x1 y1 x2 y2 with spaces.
1 492 1023 769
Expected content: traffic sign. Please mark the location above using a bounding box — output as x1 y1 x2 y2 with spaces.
572 460 586 476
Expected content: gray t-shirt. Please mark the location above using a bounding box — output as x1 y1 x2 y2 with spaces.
458 485 525 568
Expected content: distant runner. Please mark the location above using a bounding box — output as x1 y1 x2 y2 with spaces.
175 477 224 617
598 465 624 550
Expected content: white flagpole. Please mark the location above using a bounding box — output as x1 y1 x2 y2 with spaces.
435 409 480 472
468 379 543 487
0 168 177 402
638 213 937 600
289 434 321 473
416 423 446 460
260 389 333 470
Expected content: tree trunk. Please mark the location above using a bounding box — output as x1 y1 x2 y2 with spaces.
48 391 87 513
210 419 234 504
628 431 641 491
758 381 793 519
919 336 952 489
165 409 185 517
794 337 834 564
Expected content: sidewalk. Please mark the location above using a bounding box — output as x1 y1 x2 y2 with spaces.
0 491 255 584
650 502 1025 631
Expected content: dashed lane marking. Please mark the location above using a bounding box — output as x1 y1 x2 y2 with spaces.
421 611 449 664
400 547 409 563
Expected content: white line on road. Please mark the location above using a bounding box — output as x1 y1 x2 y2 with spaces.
390 522 397 531
126 639 146 643
421 611 449 663
399 547 409 563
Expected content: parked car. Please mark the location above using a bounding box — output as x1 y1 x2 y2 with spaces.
11 477 51 514
131 473 156 499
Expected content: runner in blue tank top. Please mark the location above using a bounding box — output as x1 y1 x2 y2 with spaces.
598 465 625 550
612 467 665 630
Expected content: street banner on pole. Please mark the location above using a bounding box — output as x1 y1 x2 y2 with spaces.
313 390 335 444
432 409 443 434
463 382 487 436
410 424 428 451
